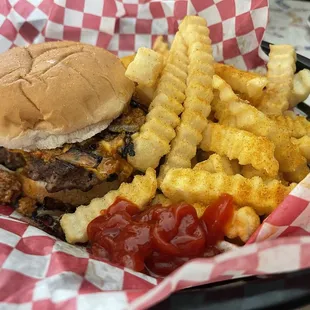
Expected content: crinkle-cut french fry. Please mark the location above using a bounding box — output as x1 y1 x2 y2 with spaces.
127 32 188 172
212 75 307 173
200 122 279 177
133 84 156 106
214 63 267 104
241 165 272 180
192 203 207 218
240 165 288 185
121 54 135 69
125 47 164 87
158 16 214 184
258 44 296 115
194 154 235 175
270 114 310 138
289 69 310 108
60 168 157 244
291 136 310 162
225 206 260 243
160 168 296 215
241 165 289 186
284 163 310 183
151 194 207 218
212 75 271 135
152 35 169 61
151 193 172 206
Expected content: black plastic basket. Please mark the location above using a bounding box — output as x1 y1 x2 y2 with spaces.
150 41 310 310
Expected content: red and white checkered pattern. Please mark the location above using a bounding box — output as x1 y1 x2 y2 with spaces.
0 0 268 69
247 176 310 244
0 208 158 309
2 199 310 310
4 0 307 309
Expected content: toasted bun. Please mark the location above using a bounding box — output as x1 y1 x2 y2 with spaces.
19 174 120 206
0 41 134 150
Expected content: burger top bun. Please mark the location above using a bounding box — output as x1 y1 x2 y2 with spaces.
0 41 134 151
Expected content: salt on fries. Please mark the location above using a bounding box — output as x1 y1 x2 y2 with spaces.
241 165 280 182
152 35 169 61
194 154 235 175
61 16 310 250
127 32 188 171
225 206 260 243
200 122 279 177
151 193 172 206
125 47 164 87
160 168 296 215
214 63 267 104
158 16 214 184
61 168 157 243
291 136 310 162
270 113 310 139
258 45 296 115
212 75 308 179
121 52 157 106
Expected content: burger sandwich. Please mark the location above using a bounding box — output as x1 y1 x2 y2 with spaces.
0 41 146 237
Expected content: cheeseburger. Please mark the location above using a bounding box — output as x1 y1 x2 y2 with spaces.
0 41 145 212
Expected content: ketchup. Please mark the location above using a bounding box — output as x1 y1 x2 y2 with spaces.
87 194 234 276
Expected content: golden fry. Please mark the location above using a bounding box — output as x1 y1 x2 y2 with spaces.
200 122 279 177
151 193 172 206
241 165 289 186
121 54 135 69
258 45 296 115
214 63 267 104
125 47 164 87
160 168 296 215
289 69 310 108
133 84 156 106
284 164 310 183
212 75 307 174
158 16 214 184
270 114 310 138
241 165 272 180
291 136 310 162
192 203 207 218
152 35 169 60
225 206 260 242
212 74 272 136
60 168 157 244
194 154 235 175
128 32 188 171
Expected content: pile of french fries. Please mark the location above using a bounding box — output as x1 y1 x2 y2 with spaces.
61 16 310 246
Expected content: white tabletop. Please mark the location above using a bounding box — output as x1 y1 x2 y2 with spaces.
265 0 310 58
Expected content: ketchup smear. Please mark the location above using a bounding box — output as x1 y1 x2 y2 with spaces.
87 194 234 277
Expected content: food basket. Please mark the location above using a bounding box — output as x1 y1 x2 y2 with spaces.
1 1 310 310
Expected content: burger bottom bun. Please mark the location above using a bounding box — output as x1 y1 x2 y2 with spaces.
19 175 121 206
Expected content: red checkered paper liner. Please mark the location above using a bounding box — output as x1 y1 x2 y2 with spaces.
4 0 310 309
2 193 310 310
0 0 268 69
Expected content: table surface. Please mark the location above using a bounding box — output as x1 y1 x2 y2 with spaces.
265 0 310 104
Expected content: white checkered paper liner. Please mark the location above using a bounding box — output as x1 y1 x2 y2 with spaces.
7 1 310 309
0 0 268 69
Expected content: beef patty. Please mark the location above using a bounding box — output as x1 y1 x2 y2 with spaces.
0 104 145 194
0 148 25 171
24 157 101 192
